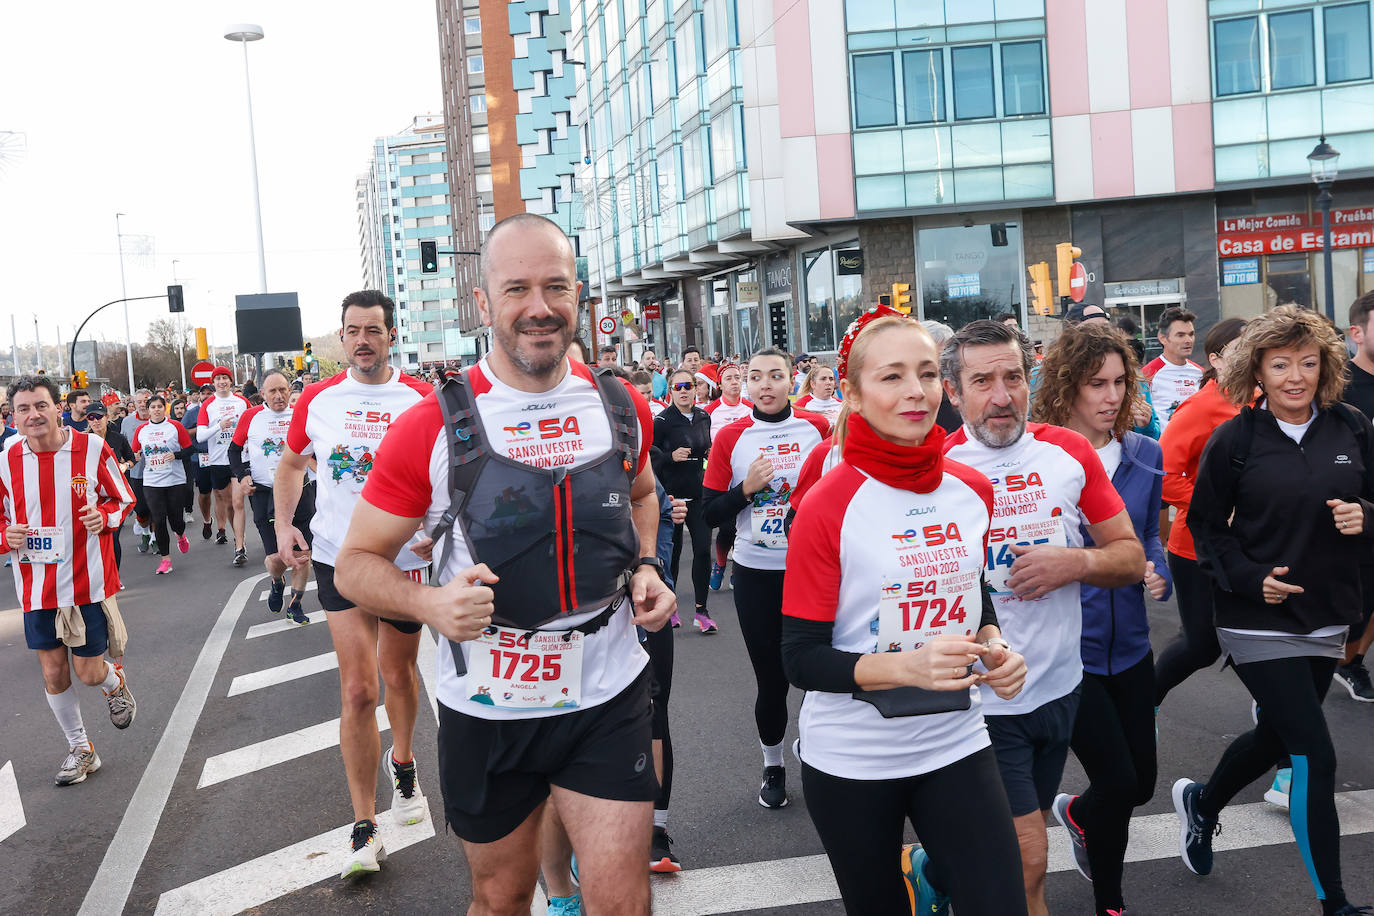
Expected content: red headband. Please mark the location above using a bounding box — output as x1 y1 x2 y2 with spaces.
837 305 907 380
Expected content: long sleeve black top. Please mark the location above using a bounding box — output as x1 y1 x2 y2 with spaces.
652 405 711 500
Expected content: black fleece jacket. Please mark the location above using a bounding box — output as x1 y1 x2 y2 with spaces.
652 405 711 500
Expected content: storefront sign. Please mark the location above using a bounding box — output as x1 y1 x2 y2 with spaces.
947 273 981 298
1219 208 1374 234
1221 258 1260 286
836 249 864 275
764 257 792 296
1217 223 1374 257
736 281 761 303
1104 278 1181 298
643 303 662 320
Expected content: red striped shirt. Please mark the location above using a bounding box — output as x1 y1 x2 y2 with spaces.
0 430 135 612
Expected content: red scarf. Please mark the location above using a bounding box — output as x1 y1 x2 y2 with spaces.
842 413 946 494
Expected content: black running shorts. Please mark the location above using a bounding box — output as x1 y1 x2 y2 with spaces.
248 482 315 557
437 666 657 843
311 560 423 634
208 464 233 492
984 685 1081 817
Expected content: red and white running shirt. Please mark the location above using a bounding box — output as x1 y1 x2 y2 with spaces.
703 409 829 570
705 396 753 440
233 405 298 487
944 423 1123 715
287 367 431 568
794 394 843 425
1143 357 1204 428
0 431 134 612
196 393 251 466
362 357 654 721
785 459 994 779
131 419 191 487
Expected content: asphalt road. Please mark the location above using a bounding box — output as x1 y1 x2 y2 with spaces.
2 530 1373 916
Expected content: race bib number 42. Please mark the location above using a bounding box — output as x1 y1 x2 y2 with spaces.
751 505 788 549
985 518 1067 596
17 526 64 564
467 627 584 710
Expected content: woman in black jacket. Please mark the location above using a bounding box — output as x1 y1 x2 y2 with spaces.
1173 306 1373 916
653 368 714 631
86 406 137 569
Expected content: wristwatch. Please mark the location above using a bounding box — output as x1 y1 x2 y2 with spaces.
633 556 666 580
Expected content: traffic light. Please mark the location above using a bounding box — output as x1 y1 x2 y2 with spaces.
303 342 314 365
420 240 438 273
167 284 184 313
1027 262 1052 315
878 294 892 306
891 282 912 315
76 370 88 389
195 327 209 359
1055 242 1083 298
294 355 304 372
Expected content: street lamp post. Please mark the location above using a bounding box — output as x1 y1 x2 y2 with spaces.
564 58 612 353
172 259 187 391
115 212 136 391
1307 135 1341 322
224 24 269 295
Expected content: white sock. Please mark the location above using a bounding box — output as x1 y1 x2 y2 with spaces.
46 685 88 749
99 661 121 694
762 740 785 768
653 808 669 829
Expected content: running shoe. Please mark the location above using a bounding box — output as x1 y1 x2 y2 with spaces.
1332 906 1374 915
340 818 386 879
901 844 950 916
287 603 311 626
232 547 247 567
650 825 682 873
709 562 725 590
1051 793 1092 881
694 612 718 635
177 534 190 554
1172 778 1218 876
546 894 582 916
758 765 788 809
267 578 286 614
215 529 228 545
104 667 136 729
388 746 428 826
155 558 173 575
1334 660 1374 702
137 532 150 554
669 610 681 629
55 743 100 786
202 521 212 540
1264 767 1291 810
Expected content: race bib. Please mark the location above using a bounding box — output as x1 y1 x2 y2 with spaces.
466 627 584 710
17 526 64 564
985 517 1068 596
198 453 210 468
751 504 788 549
876 565 981 653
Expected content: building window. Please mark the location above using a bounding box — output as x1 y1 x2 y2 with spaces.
803 249 836 352
853 53 897 128
902 49 945 123
951 45 995 120
1001 42 1045 116
1214 17 1261 95
1214 4 1371 95
1326 3 1372 83
464 16 481 34
470 94 487 114
468 54 484 74
1268 10 1315 90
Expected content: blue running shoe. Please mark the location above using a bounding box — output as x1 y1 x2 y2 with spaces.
1172 778 1219 876
1264 767 1291 810
546 893 582 915
901 845 950 915
267 578 286 614
1051 793 1091 882
709 562 724 590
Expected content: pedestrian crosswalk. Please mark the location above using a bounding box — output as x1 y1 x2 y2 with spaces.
0 760 25 845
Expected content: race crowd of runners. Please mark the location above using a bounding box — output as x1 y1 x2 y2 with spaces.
6 212 1374 916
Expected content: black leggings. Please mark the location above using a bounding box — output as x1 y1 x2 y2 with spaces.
130 476 150 526
1068 653 1158 915
144 484 187 558
1198 655 1345 911
802 747 1026 916
731 565 790 747
644 623 674 811
670 500 711 611
1154 553 1220 705
714 520 735 566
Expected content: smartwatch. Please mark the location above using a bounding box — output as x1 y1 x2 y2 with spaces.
633 556 666 580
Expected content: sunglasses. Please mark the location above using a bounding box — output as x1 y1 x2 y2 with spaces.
672 382 694 391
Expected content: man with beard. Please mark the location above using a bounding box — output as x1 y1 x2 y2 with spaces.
934 319 1144 916
271 291 434 879
334 214 673 914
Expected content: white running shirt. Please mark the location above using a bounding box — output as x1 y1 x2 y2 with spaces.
196 393 251 466
1143 357 1203 428
131 419 191 487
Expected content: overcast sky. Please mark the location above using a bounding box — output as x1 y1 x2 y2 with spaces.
0 0 442 366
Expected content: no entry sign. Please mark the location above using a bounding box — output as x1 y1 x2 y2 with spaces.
1069 262 1087 302
190 361 216 386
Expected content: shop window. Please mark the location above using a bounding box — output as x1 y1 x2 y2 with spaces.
853 53 898 128
804 249 837 352
1214 16 1261 96
1001 42 1045 116
1268 10 1315 90
916 222 1024 330
1326 3 1372 83
952 46 996 120
903 49 945 124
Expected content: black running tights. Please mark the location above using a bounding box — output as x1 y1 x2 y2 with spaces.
731 564 790 747
1153 553 1220 705
1198 655 1345 912
669 499 712 612
1069 653 1158 915
144 484 186 558
643 623 674 811
802 747 1027 916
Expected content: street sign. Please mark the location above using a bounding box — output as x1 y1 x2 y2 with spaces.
191 361 216 386
644 303 661 320
1069 262 1087 302
598 316 617 335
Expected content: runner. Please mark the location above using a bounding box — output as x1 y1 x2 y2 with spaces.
63 389 92 431
938 319 1145 916
654 367 714 631
333 213 674 913
703 347 829 809
1175 306 1373 916
1142 307 1203 430
119 389 153 554
272 290 433 879
229 368 313 625
629 370 665 417
1032 324 1170 916
793 364 842 425
195 368 251 565
783 309 1027 916
705 362 752 438
84 406 136 570
1339 290 1374 701
130 394 193 575
182 384 216 539
0 375 137 786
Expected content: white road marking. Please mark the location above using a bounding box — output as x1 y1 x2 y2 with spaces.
0 760 25 844
257 580 318 602
646 790 1374 916
245 611 326 638
198 707 391 789
226 651 338 697
77 574 266 916
152 805 436 916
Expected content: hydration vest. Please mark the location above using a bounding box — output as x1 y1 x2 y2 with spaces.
429 367 641 644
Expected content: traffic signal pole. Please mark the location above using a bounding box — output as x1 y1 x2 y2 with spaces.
69 293 173 392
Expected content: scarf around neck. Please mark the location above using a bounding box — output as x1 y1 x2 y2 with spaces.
842 413 946 493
